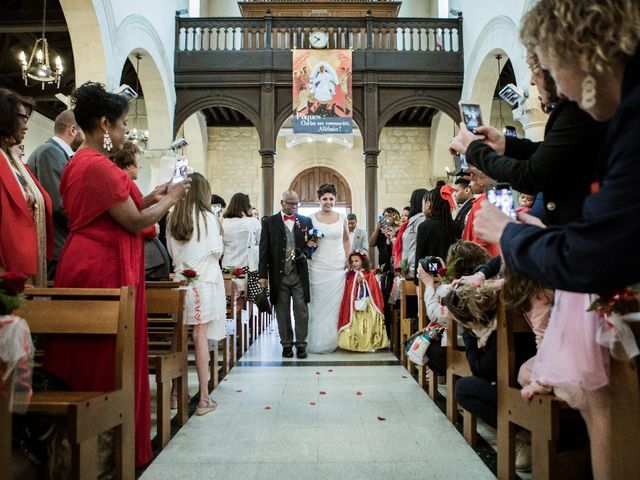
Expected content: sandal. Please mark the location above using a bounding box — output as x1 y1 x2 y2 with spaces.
195 398 217 416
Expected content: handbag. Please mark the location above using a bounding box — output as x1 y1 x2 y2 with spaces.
354 278 369 312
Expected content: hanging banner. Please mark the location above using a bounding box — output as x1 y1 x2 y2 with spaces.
292 49 352 134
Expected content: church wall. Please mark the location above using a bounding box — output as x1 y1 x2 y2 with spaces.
378 127 433 216
206 127 263 212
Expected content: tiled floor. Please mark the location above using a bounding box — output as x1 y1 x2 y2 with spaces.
142 322 495 480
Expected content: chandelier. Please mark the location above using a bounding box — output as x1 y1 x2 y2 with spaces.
18 0 63 90
126 54 149 148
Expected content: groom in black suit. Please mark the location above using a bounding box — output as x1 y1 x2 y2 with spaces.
259 190 314 358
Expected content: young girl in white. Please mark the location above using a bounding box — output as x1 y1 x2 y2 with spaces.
167 173 226 416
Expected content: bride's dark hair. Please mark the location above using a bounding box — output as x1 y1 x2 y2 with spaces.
317 183 337 199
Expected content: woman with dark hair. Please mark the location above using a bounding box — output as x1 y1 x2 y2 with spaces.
307 183 350 352
167 173 225 415
414 185 460 276
0 88 53 286
42 82 190 467
400 188 428 277
221 192 262 300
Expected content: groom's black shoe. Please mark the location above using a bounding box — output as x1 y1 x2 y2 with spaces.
282 347 294 358
296 346 308 359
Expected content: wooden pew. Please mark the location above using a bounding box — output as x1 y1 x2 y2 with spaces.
416 282 441 399
445 313 477 446
7 287 135 479
145 281 187 451
399 278 416 368
496 302 573 479
609 321 640 479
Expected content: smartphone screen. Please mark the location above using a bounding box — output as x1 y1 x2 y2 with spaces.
459 102 483 132
172 157 189 184
487 184 516 219
504 126 517 138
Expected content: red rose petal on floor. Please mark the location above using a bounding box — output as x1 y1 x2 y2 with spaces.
309 401 316 406
315 371 321 375
401 375 408 379
264 405 271 410
328 369 334 373
235 389 243 393
377 416 386 421
356 391 363 396
319 391 327 395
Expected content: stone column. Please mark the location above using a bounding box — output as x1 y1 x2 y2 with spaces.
513 95 548 141
364 148 379 263
260 148 275 216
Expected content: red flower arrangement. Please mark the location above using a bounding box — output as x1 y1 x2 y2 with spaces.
233 267 245 278
0 271 28 314
179 263 199 285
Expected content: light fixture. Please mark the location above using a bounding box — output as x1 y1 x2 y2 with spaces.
126 54 149 148
18 0 63 90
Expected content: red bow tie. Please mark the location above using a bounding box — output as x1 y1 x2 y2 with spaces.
283 214 296 221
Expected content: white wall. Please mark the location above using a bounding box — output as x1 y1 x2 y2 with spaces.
22 113 54 160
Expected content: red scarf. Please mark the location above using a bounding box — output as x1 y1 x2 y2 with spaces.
392 221 408 269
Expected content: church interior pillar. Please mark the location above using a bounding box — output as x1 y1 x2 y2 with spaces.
260 149 275 216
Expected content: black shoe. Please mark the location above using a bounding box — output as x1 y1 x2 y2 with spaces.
296 346 308 359
282 347 294 358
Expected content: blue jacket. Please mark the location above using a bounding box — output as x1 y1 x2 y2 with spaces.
500 46 640 293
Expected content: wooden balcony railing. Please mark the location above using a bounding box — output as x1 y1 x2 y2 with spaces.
176 16 461 53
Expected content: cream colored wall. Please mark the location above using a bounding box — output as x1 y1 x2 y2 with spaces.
22 112 54 160
206 127 262 211
378 127 433 216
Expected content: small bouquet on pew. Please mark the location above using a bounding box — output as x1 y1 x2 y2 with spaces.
178 263 199 286
0 272 28 314
305 227 324 259
589 284 640 360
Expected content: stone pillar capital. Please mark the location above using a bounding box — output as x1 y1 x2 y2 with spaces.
513 97 548 141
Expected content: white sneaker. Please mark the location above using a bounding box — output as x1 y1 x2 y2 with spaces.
515 431 532 472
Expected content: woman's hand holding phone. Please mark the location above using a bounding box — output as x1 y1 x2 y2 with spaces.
473 125 506 155
167 177 191 202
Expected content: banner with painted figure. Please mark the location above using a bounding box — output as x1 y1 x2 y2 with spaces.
292 49 352 134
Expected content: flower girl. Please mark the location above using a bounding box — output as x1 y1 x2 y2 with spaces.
337 250 389 351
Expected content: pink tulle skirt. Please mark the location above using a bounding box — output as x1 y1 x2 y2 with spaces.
531 290 609 392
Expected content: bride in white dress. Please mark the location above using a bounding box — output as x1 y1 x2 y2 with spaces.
306 184 351 353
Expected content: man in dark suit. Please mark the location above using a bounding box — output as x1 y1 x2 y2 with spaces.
453 176 474 236
27 109 83 279
259 190 314 358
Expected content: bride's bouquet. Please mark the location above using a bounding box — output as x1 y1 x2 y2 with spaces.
305 227 324 259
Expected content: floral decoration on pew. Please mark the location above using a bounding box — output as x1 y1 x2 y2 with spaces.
179 263 199 285
589 284 640 360
0 271 28 313
222 266 246 279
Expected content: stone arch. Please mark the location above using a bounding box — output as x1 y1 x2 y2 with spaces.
290 166 353 208
174 96 262 144
59 0 111 84
115 15 175 148
377 95 459 138
464 16 528 111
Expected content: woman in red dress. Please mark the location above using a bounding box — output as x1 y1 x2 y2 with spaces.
42 82 190 467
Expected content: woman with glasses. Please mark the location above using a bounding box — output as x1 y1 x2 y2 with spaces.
0 88 53 286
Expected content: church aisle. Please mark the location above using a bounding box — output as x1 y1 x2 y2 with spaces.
141 326 494 480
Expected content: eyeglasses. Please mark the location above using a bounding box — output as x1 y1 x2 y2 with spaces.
17 113 29 123
282 201 299 206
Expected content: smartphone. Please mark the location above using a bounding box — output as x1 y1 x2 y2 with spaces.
504 125 517 138
487 183 516 219
212 203 222 215
172 157 189 184
458 101 483 132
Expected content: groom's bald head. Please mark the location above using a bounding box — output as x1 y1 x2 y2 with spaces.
281 190 299 215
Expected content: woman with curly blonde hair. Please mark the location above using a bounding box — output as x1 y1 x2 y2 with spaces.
474 1 640 477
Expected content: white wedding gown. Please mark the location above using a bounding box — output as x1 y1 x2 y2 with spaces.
306 212 347 353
